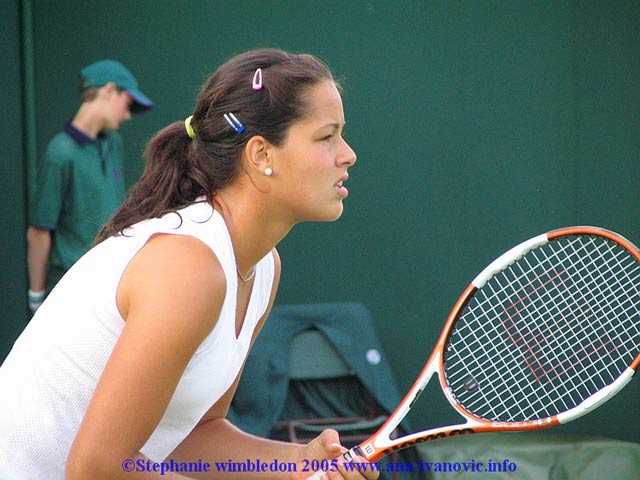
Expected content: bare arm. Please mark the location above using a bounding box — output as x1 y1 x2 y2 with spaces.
66 234 226 480
67 243 376 480
168 250 378 480
166 249 312 480
27 226 51 292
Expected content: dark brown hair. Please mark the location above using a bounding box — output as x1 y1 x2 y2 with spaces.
95 49 336 243
80 87 100 103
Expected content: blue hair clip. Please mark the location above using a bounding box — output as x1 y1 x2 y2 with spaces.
223 112 245 134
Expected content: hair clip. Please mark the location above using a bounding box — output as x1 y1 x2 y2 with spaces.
223 112 245 134
252 68 263 90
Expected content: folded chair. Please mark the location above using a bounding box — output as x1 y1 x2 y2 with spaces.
229 302 422 479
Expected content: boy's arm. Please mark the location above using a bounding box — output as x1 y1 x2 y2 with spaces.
26 226 52 310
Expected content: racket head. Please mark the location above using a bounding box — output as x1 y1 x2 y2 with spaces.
354 226 640 463
442 226 640 425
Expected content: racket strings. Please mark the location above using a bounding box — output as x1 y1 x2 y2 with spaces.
452 270 636 415
521 239 637 377
444 234 640 423
478 237 640 419
456 244 636 395
487 237 638 416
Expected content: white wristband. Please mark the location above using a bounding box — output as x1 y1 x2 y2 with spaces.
28 290 46 311
28 289 46 299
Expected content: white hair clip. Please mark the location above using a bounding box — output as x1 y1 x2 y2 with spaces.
252 68 263 90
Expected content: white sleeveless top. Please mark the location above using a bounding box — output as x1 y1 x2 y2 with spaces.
0 200 275 479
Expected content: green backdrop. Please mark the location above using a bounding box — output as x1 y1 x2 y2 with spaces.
1 0 28 366
3 0 639 444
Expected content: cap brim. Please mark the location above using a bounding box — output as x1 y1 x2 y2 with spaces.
125 88 154 113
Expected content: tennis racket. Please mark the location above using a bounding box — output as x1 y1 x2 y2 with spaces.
308 226 640 477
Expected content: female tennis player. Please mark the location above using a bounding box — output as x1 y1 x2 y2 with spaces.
0 48 377 480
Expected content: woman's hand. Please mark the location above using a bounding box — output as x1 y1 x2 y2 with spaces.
293 429 380 480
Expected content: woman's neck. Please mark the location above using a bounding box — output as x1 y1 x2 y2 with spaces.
211 185 293 272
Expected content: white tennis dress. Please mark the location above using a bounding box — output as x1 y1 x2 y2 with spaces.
0 200 275 479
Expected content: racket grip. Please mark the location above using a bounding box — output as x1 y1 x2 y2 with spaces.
305 446 365 479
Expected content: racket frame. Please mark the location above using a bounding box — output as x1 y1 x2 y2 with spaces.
349 226 640 462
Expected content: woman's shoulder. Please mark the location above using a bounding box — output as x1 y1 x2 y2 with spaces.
137 233 225 282
117 233 227 330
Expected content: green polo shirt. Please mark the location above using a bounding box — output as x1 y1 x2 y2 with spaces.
29 123 126 277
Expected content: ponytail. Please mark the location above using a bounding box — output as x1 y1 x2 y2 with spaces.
94 122 211 244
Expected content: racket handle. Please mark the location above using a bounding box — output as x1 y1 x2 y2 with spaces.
305 446 366 479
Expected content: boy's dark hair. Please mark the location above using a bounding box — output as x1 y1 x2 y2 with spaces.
79 76 100 103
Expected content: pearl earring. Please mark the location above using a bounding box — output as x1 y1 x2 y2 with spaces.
264 167 273 176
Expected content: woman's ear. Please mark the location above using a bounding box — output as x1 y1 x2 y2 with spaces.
244 136 273 177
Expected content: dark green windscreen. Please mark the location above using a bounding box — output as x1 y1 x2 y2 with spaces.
4 1 638 442
1 0 28 359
